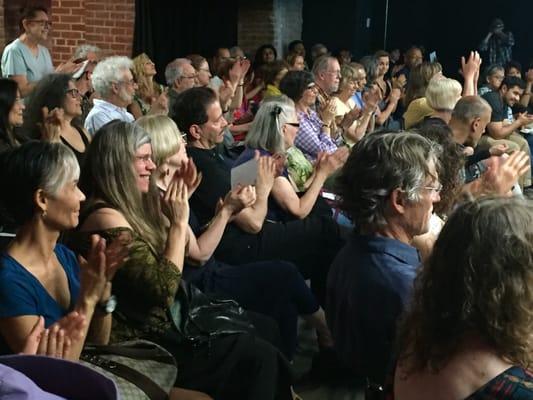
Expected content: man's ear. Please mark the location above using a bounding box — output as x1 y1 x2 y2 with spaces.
389 187 407 215
34 188 48 216
471 117 481 133
189 124 202 141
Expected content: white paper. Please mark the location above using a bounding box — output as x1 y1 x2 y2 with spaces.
231 158 258 189
429 51 437 62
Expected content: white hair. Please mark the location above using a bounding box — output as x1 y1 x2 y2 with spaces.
165 58 192 86
73 44 101 60
91 56 133 98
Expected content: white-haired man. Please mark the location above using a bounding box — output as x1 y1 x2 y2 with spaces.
165 58 197 112
84 56 136 135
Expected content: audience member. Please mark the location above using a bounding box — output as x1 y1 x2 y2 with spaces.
0 141 123 360
479 18 514 66
394 45 424 82
327 132 441 385
478 64 505 96
186 54 212 87
165 58 197 112
262 60 289 99
505 60 522 78
286 53 305 71
403 62 443 128
23 74 91 166
423 76 462 124
128 53 167 119
76 120 293 400
140 113 333 360
280 70 338 161
0 79 24 152
1 6 78 97
481 76 532 186
173 87 343 307
310 43 329 65
84 56 136 135
392 197 533 399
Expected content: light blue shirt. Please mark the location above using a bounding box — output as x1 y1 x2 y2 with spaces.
1 38 53 84
84 99 135 136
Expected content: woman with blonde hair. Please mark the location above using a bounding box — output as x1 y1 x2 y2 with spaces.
75 120 293 400
129 53 168 119
424 76 462 124
391 197 533 399
139 114 332 360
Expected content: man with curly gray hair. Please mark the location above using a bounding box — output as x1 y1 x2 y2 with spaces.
326 131 441 386
84 56 136 135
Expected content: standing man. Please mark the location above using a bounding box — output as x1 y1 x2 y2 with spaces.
479 18 514 66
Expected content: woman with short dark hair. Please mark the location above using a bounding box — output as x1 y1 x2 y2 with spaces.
0 78 25 153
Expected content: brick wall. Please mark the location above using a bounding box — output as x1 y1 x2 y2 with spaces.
237 0 302 60
52 0 134 64
0 0 134 66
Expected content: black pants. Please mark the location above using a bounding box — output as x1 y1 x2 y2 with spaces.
215 213 343 306
156 324 293 400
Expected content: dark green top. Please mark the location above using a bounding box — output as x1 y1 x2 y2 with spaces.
69 227 181 343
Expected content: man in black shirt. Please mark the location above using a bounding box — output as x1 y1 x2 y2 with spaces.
171 87 343 305
481 76 533 186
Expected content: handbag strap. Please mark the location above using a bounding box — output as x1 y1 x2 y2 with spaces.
83 344 175 364
81 353 169 400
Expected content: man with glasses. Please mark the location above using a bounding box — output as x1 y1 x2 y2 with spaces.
312 55 342 139
165 58 198 112
84 56 136 135
327 132 441 387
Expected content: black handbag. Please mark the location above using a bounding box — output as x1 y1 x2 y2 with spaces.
168 280 256 344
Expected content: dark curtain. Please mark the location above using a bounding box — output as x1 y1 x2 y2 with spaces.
133 0 239 84
303 0 533 79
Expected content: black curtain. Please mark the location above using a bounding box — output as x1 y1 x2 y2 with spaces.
133 0 239 84
303 0 533 78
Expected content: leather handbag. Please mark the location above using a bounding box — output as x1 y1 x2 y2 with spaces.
81 340 177 400
169 281 256 345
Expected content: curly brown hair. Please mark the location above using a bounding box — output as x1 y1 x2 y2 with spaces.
413 119 464 217
396 197 533 374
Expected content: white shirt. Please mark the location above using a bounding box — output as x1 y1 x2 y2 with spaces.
84 98 134 136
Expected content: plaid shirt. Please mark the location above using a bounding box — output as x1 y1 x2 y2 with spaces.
295 109 338 162
479 31 514 66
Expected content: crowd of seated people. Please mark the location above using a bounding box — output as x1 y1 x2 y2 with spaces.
0 4 532 399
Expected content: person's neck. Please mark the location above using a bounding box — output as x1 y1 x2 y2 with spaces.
8 220 59 267
189 139 216 151
103 96 127 109
295 101 309 114
20 33 39 48
448 119 469 145
370 219 413 245
315 81 329 95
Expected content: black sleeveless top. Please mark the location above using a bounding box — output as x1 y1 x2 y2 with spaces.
60 125 90 167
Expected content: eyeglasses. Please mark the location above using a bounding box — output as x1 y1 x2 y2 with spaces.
117 79 136 86
286 122 300 128
421 182 443 194
135 154 153 163
28 19 52 28
182 74 198 80
66 88 81 98
326 70 341 78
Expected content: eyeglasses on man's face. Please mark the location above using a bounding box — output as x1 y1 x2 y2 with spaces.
66 88 81 98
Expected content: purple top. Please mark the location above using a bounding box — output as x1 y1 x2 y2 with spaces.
295 109 337 162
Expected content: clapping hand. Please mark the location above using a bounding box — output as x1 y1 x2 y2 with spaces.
39 107 65 142
161 176 190 228
174 158 202 197
22 313 86 360
217 184 257 216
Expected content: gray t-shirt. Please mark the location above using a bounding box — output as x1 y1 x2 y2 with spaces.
1 38 53 83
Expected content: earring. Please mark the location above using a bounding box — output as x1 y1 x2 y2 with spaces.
41 210 47 219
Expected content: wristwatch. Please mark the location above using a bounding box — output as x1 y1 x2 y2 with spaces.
97 295 117 314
